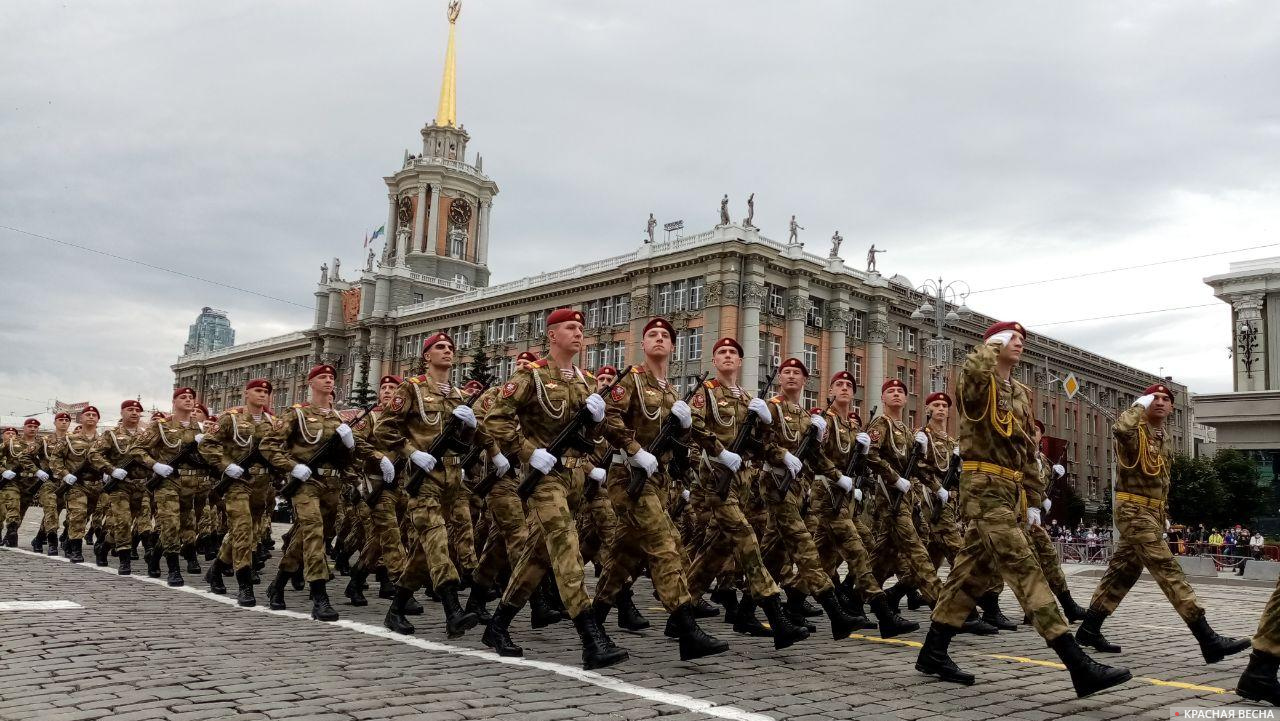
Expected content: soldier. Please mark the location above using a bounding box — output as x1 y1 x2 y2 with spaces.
481 308 627 670
32 412 69 555
1077 383 1248 663
1 425 37 546
50 406 104 564
91 400 150 574
919 393 962 573
1025 420 1087 623
264 364 392 621
683 336 811 648
201 379 279 606
917 321 1130 698
15 419 52 552
374 334 482 637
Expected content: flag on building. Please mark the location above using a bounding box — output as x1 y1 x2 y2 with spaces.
365 225 386 247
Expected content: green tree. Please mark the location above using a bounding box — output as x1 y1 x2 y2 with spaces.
1093 496 1113 528
1061 485 1087 529
349 355 375 407
1168 453 1223 528
467 346 496 387
1214 448 1266 527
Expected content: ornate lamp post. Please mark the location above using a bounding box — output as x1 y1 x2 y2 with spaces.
910 277 971 393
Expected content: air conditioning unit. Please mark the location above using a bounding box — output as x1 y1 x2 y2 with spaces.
770 299 784 314
813 316 823 328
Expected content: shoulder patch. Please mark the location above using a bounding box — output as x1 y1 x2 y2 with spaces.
292 403 303 409
501 381 518 398
770 395 784 404
390 395 405 411
869 429 882 443
610 384 626 402
409 375 422 384
704 379 719 389
481 395 495 411
691 392 705 409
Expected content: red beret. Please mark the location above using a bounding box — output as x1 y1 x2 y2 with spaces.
246 378 273 393
151 411 168 421
596 365 618 377
1144 383 1175 401
643 317 675 337
173 387 196 399
517 351 539 363
23 418 40 427
829 370 856 390
422 332 454 352
983 321 1027 342
81 405 100 417
379 375 402 387
712 337 743 356
547 308 584 326
121 400 144 412
308 364 336 381
0 427 14 435
194 403 210 417
1033 419 1045 434
810 407 824 415
463 380 484 393
54 412 71 422
925 392 952 407
882 379 907 393
779 357 809 377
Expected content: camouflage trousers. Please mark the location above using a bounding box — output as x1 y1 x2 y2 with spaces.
759 473 834 597
104 482 142 551
64 483 100 540
809 479 882 600
869 490 943 603
686 472 780 601
358 485 408 580
399 470 462 593
198 481 228 539
192 476 211 533
576 485 617 576
1251 579 1280 655
596 466 693 612
473 476 527 589
0 483 20 528
501 467 592 618
442 466 477 578
216 474 272 572
681 482 715 563
38 481 62 534
927 499 963 570
932 471 1069 640
277 474 341 582
154 476 197 552
1087 501 1203 623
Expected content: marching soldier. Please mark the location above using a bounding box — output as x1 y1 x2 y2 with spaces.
129 388 205 585
50 406 104 564
918 393 962 571
1077 383 1248 663
91 400 150 574
917 321 1130 698
1 425 37 546
15 419 52 551
32 412 70 555
1025 420 1087 623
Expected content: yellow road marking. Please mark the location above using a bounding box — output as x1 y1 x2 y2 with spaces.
847 633 922 647
1140 678 1227 694
989 654 1065 669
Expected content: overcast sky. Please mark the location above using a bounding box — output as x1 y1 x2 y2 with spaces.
3 1 1278 422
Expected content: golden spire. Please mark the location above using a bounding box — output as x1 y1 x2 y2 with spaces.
435 1 461 127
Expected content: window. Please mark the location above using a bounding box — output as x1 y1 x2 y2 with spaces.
657 284 672 314
1064 405 1074 430
601 297 613 327
850 311 865 340
767 284 785 315
587 301 600 330
908 411 917 428
689 278 705 310
803 343 819 378
506 316 518 342
413 293 423 304
1042 401 1050 427
852 355 863 384
687 328 703 361
615 295 630 324
612 341 626 367
759 331 781 385
896 365 907 384
587 346 599 370
453 273 467 287
906 327 916 352
533 310 548 337
803 388 818 409
807 297 825 328
908 368 917 394
672 280 687 311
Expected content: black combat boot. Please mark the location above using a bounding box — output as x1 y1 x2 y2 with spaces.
816 587 860 640
530 583 563 629
615 584 650 632
1238 650 1280 706
234 568 256 607
710 587 739 624
978 591 1018 631
195 534 211 561
906 587 925 611
759 593 810 650
68 538 84 563
483 602 524 657
574 612 629 670
464 585 492 625
181 543 200 575
402 592 423 615
310 580 339 621
870 592 920 639
915 622 975 685
58 529 68 554
960 609 1000 635
1049 632 1132 698
291 567 305 592
1076 608 1121 653
439 582 480 639
205 559 227 594
670 603 730 661
835 584 875 631
883 581 908 613
1188 614 1251 664
1055 589 1088 624
732 593 773 637
785 586 824 618
45 531 58 556
266 569 289 610
130 534 140 560
116 548 132 576
383 586 417 635
375 567 394 599
334 544 351 576
165 552 184 587
31 528 43 553
344 566 369 606
691 597 720 619
93 540 109 566
145 542 162 578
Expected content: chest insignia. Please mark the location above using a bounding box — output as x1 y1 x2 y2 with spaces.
501 382 517 398
610 386 626 402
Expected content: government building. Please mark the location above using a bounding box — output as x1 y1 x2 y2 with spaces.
172 9 1188 513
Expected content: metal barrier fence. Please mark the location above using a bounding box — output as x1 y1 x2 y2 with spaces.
1054 540 1113 565
1053 539 1274 569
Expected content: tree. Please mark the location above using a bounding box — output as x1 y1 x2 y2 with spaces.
349 355 375 407
1214 448 1266 527
1168 453 1223 528
467 346 496 387
1060 485 1087 529
1093 496 1113 528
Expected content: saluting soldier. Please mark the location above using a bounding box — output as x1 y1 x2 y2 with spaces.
31 413 70 555
90 400 150 574
1 425 37 546
49 406 104 564
129 388 206 584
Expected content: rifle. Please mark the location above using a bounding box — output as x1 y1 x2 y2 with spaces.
144 440 204 492
711 366 780 501
828 406 878 517
55 457 97 499
25 463 54 496
775 396 834 498
210 438 267 499
890 410 934 512
625 370 709 501
930 448 962 524
517 366 636 501
404 386 488 498
279 403 378 499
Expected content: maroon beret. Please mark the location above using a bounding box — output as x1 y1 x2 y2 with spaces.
517 351 539 363
246 378 273 393
713 337 743 356
23 418 40 427
54 412 71 422
1144 383 1175 401
882 379 907 393
547 308 583 326
829 370 856 392
308 364 336 381
925 392 952 407
172 387 196 400
121 400 144 412
643 317 675 337
422 332 454 352
983 321 1027 342
379 375 402 387
81 405 100 417
1033 419 1046 434
596 365 618 377
779 357 809 377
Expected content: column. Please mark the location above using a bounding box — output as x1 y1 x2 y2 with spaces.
476 200 491 266
374 276 391 314
412 184 427 254
1232 293 1267 392
826 300 850 382
740 280 766 392
866 297 889 404
327 289 343 328
425 186 441 255
314 290 329 329
385 193 397 263
784 281 811 361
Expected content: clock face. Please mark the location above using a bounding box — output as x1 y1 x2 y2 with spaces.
449 198 472 226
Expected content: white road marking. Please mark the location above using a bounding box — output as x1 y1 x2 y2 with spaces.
0 547 774 721
0 600 81 610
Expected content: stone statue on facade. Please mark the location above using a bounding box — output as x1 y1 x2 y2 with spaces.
646 213 656 244
719 194 730 226
320 263 328 284
830 230 843 258
448 0 461 23
744 193 755 228
788 215 804 244
867 244 885 273
332 257 341 281
366 248 375 272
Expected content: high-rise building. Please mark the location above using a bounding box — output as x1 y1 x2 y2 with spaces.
184 307 235 355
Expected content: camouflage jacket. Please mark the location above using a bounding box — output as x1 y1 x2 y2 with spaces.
688 379 757 461
486 359 598 468
93 424 149 480
1113 404 1173 502
50 430 101 481
865 414 913 486
0 437 37 481
1024 451 1055 508
374 374 483 467
763 394 839 479
819 408 863 478
955 343 1037 480
261 402 378 479
602 365 680 459
199 407 277 477
130 417 206 476
918 426 958 493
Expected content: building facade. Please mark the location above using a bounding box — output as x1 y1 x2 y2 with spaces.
183 307 235 355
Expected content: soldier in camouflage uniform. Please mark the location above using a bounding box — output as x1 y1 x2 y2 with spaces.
1019 420 1088 624
14 419 52 551
1 425 37 547
918 321 1130 698
1077 383 1248 664
90 400 150 575
50 406 105 564
31 412 70 555
480 308 627 670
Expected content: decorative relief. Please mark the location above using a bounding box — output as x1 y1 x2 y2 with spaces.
724 282 741 303
785 294 812 322
827 307 853 329
741 282 766 309
706 281 724 306
630 292 652 317
867 319 889 344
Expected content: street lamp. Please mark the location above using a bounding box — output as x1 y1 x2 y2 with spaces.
911 277 971 393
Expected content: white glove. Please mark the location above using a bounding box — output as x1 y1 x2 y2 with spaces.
1134 394 1155 409
855 432 871 451
681 489 691 502
1052 464 1065 478
782 451 803 478
585 393 606 423
490 452 511 477
987 330 1014 347
451 406 477 429
1042 498 1052 512
670 400 692 429
748 397 772 424
1165 517 1172 531
410 450 437 473
589 467 607 485
195 433 205 444
530 448 557 475
1027 508 1042 527
224 464 244 480
809 414 827 438
915 430 930 452
63 474 77 485
937 487 950 504
953 446 961 457
716 448 742 473
628 449 659 477
152 462 174 478
836 475 854 492
379 456 395 483
335 423 355 449
894 477 912 494
1 470 14 481
290 463 312 481
853 488 863 503
36 470 49 482
110 468 128 481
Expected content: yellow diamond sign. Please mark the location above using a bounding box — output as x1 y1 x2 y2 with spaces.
1062 373 1080 400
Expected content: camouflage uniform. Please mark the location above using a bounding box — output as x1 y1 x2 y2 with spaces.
32 435 65 547
919 427 963 570
92 425 149 555
1021 451 1069 594
1 437 37 540
472 386 527 592
200 407 277 574
130 418 202 558
49 430 102 562
353 408 409 583
810 409 882 601
864 414 943 603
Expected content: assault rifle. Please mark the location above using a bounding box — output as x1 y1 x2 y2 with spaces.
210 437 268 499
625 370 709 501
56 456 97 499
776 396 834 498
827 406 878 517
145 439 206 492
25 461 55 496
711 366 779 501
403 385 488 498
930 448 962 524
278 403 378 499
517 367 635 501
890 410 934 512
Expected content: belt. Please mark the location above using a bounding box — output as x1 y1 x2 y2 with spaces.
961 461 1022 482
315 468 342 477
1116 491 1164 509
611 453 626 465
177 469 204 476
